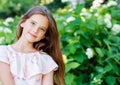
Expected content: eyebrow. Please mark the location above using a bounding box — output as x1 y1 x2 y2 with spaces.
30 19 47 30
30 19 37 24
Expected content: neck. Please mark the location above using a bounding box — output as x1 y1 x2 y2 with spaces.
12 37 36 53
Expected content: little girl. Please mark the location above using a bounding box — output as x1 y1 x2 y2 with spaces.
0 6 65 85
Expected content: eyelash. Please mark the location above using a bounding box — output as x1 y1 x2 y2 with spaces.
31 22 35 25
40 27 45 32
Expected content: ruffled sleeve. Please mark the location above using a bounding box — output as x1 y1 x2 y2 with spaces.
40 53 58 74
11 52 58 78
0 45 9 64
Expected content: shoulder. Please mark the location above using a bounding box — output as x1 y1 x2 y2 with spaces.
38 52 53 61
37 52 58 66
0 45 7 48
38 52 58 72
0 45 8 52
0 45 10 57
0 45 9 64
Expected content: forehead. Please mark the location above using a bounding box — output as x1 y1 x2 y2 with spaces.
28 14 49 27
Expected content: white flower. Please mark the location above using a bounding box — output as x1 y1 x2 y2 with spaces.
80 11 92 19
105 14 111 20
66 16 75 23
106 22 112 28
107 1 117 7
0 26 4 32
81 16 86 22
102 4 108 9
81 8 87 12
85 48 93 59
112 24 120 34
104 18 108 23
4 27 12 33
94 13 99 17
93 1 101 7
3 17 14 26
81 8 92 19
104 15 112 28
93 77 102 84
91 0 104 10
68 8 74 12
0 37 5 44
93 0 104 4
61 0 68 2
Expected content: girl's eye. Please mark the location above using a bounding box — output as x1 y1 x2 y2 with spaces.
40 27 45 32
31 21 35 25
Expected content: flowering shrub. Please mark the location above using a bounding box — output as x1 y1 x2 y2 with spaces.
54 0 120 85
0 16 20 44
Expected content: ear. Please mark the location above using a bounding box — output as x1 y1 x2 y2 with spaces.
20 22 25 27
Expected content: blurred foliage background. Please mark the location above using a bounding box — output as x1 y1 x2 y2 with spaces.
0 0 120 85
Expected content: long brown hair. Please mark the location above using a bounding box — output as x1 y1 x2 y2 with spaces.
16 6 65 85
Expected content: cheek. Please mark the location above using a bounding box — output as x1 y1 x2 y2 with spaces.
23 24 32 32
22 27 31 36
38 32 46 39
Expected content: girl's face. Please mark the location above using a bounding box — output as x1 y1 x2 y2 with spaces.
20 14 49 43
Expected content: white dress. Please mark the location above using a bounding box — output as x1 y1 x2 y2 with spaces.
0 45 58 85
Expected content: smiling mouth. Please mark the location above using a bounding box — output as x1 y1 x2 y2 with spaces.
28 32 37 38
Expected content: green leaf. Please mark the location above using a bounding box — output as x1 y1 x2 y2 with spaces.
110 63 119 75
73 18 82 26
65 73 76 85
86 20 96 30
104 65 112 73
105 76 116 85
103 39 111 50
65 62 80 73
110 8 120 19
75 53 86 63
90 74 103 85
95 74 103 79
0 32 5 36
66 44 77 54
95 66 104 73
75 4 84 14
70 45 76 54
95 48 104 57
95 39 102 47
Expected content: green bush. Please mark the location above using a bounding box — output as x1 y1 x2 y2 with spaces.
0 0 35 19
0 16 20 44
54 0 120 85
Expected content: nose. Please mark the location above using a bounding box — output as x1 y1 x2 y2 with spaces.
33 27 38 33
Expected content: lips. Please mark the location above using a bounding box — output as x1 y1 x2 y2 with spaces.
28 32 37 38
